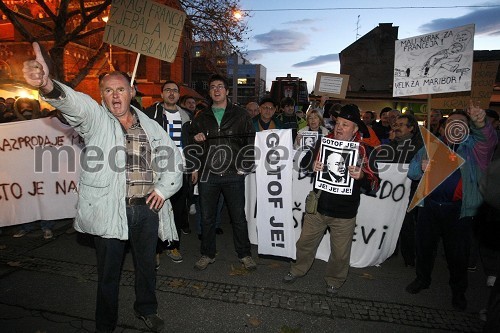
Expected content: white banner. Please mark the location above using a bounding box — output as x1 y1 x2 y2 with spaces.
254 129 295 258
246 157 411 267
0 118 82 226
393 24 474 97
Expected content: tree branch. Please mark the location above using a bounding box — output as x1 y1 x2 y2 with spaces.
69 43 108 87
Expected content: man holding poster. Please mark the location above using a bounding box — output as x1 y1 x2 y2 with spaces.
283 104 379 296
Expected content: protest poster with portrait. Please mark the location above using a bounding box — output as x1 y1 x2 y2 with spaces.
314 137 359 195
299 131 319 149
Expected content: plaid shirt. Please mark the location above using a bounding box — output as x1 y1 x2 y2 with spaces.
124 113 154 198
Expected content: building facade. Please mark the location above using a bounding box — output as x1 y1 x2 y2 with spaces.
0 0 192 109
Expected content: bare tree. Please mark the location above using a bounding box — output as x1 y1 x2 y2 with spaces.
179 0 249 55
0 0 249 87
0 0 112 87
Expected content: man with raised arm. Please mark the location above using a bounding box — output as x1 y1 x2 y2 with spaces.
23 42 182 333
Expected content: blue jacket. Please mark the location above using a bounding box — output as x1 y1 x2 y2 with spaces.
42 81 183 241
408 122 497 217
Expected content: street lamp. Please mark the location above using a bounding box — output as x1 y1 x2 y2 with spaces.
233 10 242 20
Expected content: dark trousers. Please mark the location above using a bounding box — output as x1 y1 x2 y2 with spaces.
94 205 158 331
415 199 472 294
199 174 251 259
400 208 417 265
485 279 500 333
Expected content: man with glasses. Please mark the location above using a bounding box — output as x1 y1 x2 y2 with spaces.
188 74 257 271
145 81 193 266
252 97 282 131
22 43 182 332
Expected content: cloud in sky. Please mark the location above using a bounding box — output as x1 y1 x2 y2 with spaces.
246 29 310 61
292 54 340 68
419 7 500 36
283 18 316 26
254 29 310 51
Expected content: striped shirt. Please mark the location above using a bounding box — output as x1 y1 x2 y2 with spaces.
162 108 183 149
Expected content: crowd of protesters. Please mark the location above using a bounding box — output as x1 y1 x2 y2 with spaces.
6 52 500 331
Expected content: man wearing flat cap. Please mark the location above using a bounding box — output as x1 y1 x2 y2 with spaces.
283 104 380 296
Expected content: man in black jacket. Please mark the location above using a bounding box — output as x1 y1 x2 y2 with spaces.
188 74 256 271
144 81 192 266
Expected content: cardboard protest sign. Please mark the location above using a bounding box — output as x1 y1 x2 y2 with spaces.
431 61 499 109
103 0 186 62
393 24 474 97
314 72 349 99
315 137 359 195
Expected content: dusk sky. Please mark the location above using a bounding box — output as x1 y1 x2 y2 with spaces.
238 0 500 92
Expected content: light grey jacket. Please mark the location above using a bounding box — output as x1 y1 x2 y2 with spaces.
42 81 183 241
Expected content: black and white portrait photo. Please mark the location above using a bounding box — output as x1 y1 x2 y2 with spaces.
315 137 359 195
323 151 348 184
300 131 319 149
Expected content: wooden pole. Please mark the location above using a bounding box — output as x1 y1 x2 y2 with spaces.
130 53 141 87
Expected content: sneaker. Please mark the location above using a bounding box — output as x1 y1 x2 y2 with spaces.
486 275 497 287
479 308 487 322
135 312 164 332
326 285 339 296
282 272 298 283
239 256 257 270
405 279 429 294
166 248 183 263
189 204 196 215
13 229 28 238
155 253 160 271
181 226 191 235
467 266 477 272
43 229 53 240
194 255 215 270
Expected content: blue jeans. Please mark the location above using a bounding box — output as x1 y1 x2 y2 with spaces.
21 220 54 231
199 174 250 259
94 205 158 331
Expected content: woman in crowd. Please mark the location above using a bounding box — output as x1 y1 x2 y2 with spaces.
294 109 329 149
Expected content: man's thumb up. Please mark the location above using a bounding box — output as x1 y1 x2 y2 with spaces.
23 42 53 92
33 42 46 64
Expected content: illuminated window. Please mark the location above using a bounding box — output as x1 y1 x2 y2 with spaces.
237 78 247 85
195 51 201 57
